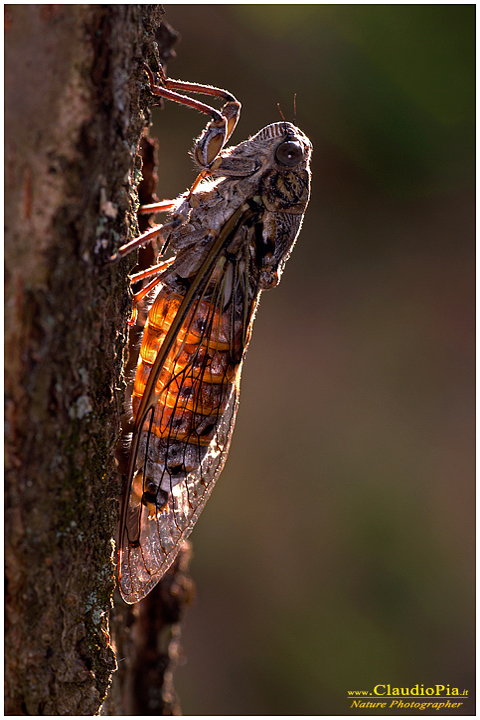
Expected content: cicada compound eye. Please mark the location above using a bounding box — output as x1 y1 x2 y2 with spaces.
275 140 303 167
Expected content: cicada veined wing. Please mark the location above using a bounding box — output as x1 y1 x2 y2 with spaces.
119 204 260 603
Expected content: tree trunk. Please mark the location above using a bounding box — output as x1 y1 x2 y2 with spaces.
5 5 187 714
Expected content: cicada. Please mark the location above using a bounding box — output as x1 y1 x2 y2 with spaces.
114 65 312 603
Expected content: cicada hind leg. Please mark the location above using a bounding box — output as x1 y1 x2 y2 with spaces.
109 64 241 263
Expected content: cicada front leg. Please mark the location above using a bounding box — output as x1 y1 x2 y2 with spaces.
143 64 241 174
109 64 241 264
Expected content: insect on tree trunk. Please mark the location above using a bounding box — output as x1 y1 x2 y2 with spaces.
5 5 189 714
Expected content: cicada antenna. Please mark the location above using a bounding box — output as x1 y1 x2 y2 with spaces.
278 98 298 128
276 102 288 134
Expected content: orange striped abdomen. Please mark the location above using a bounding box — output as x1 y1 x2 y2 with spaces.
132 286 239 447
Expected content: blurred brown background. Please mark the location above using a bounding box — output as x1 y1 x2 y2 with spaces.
152 5 475 715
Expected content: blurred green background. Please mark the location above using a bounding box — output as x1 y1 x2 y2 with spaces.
153 5 475 715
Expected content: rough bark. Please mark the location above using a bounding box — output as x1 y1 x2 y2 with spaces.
105 132 194 718
5 5 185 714
105 544 194 715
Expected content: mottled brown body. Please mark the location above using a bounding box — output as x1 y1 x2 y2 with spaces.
117 85 312 602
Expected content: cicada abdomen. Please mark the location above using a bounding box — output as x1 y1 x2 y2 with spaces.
132 286 243 507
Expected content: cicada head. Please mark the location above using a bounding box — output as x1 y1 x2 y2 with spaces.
215 121 313 290
213 120 312 180
250 121 313 169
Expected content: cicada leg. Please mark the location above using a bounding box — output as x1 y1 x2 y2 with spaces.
143 64 241 170
108 206 185 263
110 66 241 263
126 258 177 325
137 199 177 215
126 64 241 235
129 258 175 285
109 63 241 278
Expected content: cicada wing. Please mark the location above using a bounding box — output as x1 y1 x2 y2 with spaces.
119 216 259 603
119 377 241 603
